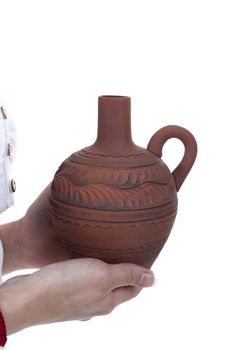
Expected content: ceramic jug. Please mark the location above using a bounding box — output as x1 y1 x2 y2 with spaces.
50 96 197 268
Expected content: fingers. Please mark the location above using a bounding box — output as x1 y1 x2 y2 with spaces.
99 265 155 316
108 263 155 290
99 286 143 316
111 286 141 304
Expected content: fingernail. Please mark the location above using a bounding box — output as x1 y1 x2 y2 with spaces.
138 272 155 287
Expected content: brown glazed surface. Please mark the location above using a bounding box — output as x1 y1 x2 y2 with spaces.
50 96 197 268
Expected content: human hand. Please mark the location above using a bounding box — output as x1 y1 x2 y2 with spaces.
0 258 155 334
22 183 71 268
0 183 71 273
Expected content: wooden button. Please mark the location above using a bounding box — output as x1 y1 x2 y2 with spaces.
0 106 7 119
10 179 16 192
7 143 13 157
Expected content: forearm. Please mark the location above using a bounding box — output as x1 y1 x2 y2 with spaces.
0 219 30 274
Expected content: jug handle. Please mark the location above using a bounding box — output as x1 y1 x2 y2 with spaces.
147 125 197 191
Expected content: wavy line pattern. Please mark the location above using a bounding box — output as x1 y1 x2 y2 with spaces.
79 148 147 158
59 236 168 252
61 238 167 264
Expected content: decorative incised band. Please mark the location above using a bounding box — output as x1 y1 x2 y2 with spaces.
59 235 169 253
56 160 171 186
79 148 147 158
50 197 177 223
69 149 160 167
51 177 176 210
51 211 176 229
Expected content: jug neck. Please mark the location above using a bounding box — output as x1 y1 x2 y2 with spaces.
94 95 133 151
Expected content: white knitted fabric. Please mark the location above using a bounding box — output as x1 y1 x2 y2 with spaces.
0 106 16 214
0 102 16 349
0 240 3 349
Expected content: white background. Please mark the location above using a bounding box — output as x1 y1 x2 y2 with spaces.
1 0 233 349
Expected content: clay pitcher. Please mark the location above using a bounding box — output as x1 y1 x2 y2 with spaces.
50 96 197 268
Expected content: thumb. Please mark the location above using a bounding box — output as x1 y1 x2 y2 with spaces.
109 263 155 289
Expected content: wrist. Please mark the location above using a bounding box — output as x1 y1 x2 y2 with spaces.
0 311 7 346
0 276 38 334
